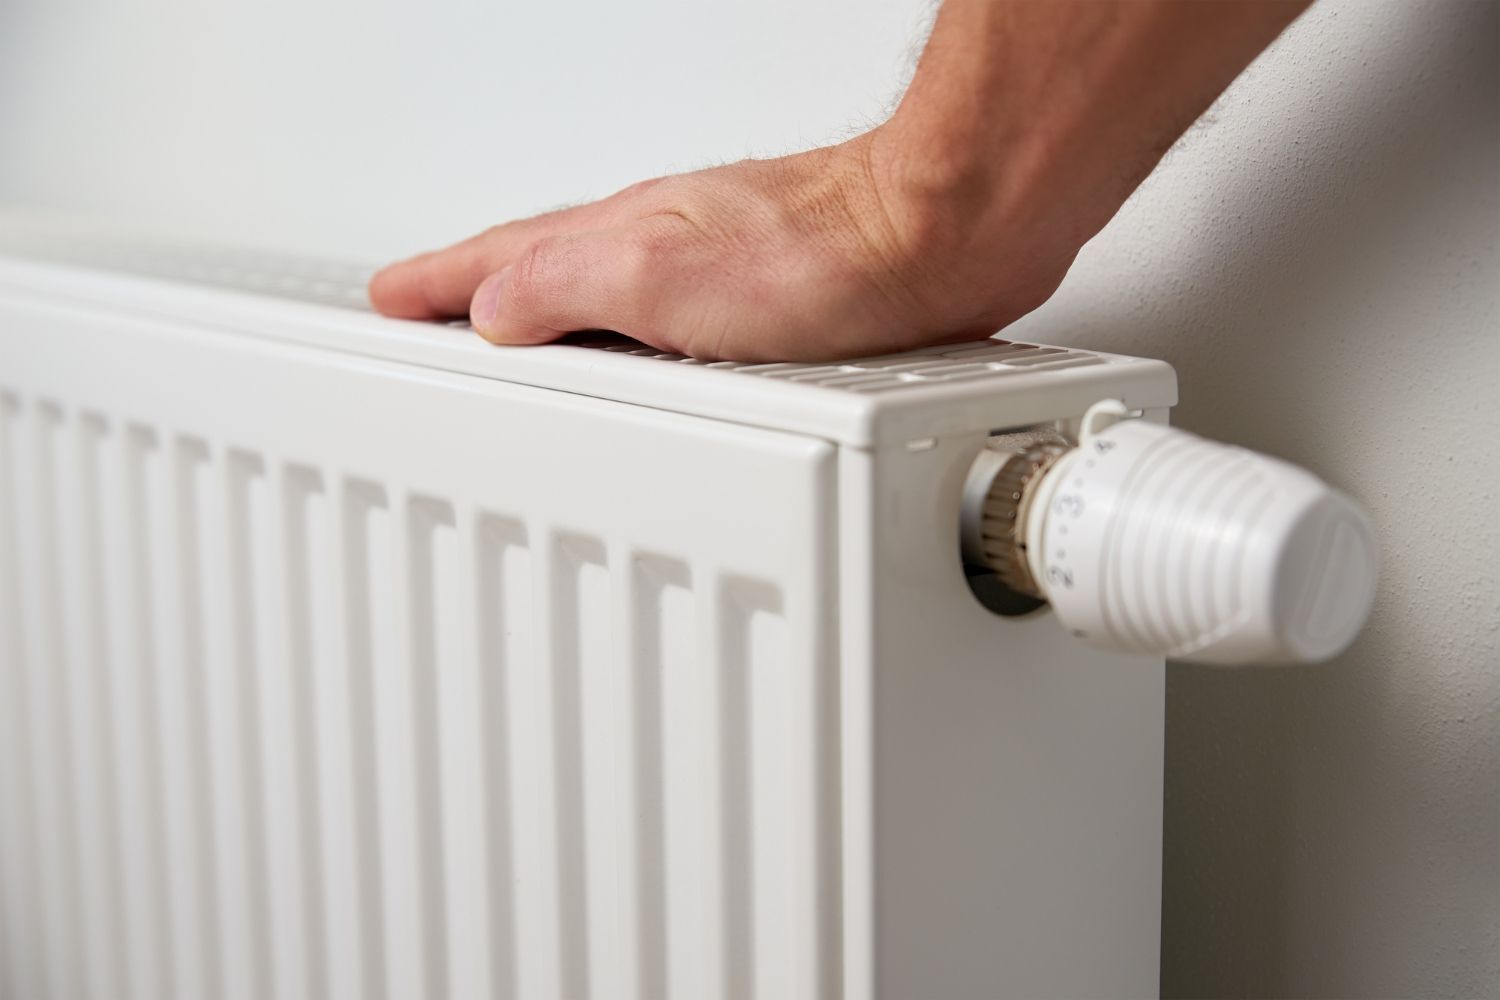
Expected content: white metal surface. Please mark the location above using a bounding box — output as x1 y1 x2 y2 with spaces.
0 223 1178 1000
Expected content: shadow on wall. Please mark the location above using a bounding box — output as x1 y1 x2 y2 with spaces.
1012 1 1499 996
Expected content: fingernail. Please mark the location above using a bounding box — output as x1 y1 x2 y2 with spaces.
470 266 511 331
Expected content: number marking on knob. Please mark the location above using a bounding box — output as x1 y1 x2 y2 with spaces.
1054 494 1085 517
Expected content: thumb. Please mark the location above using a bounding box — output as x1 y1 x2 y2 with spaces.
469 225 666 346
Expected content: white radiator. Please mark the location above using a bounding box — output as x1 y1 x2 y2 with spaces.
0 224 1374 1000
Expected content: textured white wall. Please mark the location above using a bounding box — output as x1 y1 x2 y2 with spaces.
1 0 1495 995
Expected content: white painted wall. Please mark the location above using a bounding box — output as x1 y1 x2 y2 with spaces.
0 0 929 259
1 0 1494 995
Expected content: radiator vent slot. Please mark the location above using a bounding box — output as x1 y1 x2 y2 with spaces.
574 333 1106 391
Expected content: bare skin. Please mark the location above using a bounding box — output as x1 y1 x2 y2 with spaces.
369 0 1311 362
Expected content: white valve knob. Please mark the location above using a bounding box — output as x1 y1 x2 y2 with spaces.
966 400 1378 665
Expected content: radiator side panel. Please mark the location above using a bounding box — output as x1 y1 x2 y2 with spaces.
0 292 840 1000
845 433 1166 999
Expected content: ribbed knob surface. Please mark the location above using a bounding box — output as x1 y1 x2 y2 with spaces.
975 442 1068 599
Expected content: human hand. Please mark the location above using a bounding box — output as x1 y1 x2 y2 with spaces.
370 0 1309 362
367 130 1075 362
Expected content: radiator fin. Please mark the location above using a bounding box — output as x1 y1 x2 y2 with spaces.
338 480 393 1000
32 402 95 1000
0 393 46 1000
117 424 177 1000
215 450 275 1000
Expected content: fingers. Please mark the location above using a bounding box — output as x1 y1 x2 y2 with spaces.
368 201 617 320
469 219 684 347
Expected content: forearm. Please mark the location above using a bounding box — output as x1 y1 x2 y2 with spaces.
881 0 1311 250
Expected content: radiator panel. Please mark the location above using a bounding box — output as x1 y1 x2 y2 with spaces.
0 296 838 1000
0 234 1179 999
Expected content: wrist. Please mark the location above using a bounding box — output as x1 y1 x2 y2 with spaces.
875 57 1126 267
859 112 1087 290
875 0 1312 261
832 120 1080 337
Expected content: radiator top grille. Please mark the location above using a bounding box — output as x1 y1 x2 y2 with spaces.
569 334 1105 393
0 230 1105 390
0 218 1179 445
0 230 373 310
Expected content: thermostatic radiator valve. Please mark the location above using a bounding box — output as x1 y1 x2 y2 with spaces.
962 400 1378 664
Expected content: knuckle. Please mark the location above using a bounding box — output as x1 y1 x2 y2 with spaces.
614 175 670 203
634 213 691 254
510 237 563 307
616 229 661 286
616 221 687 321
